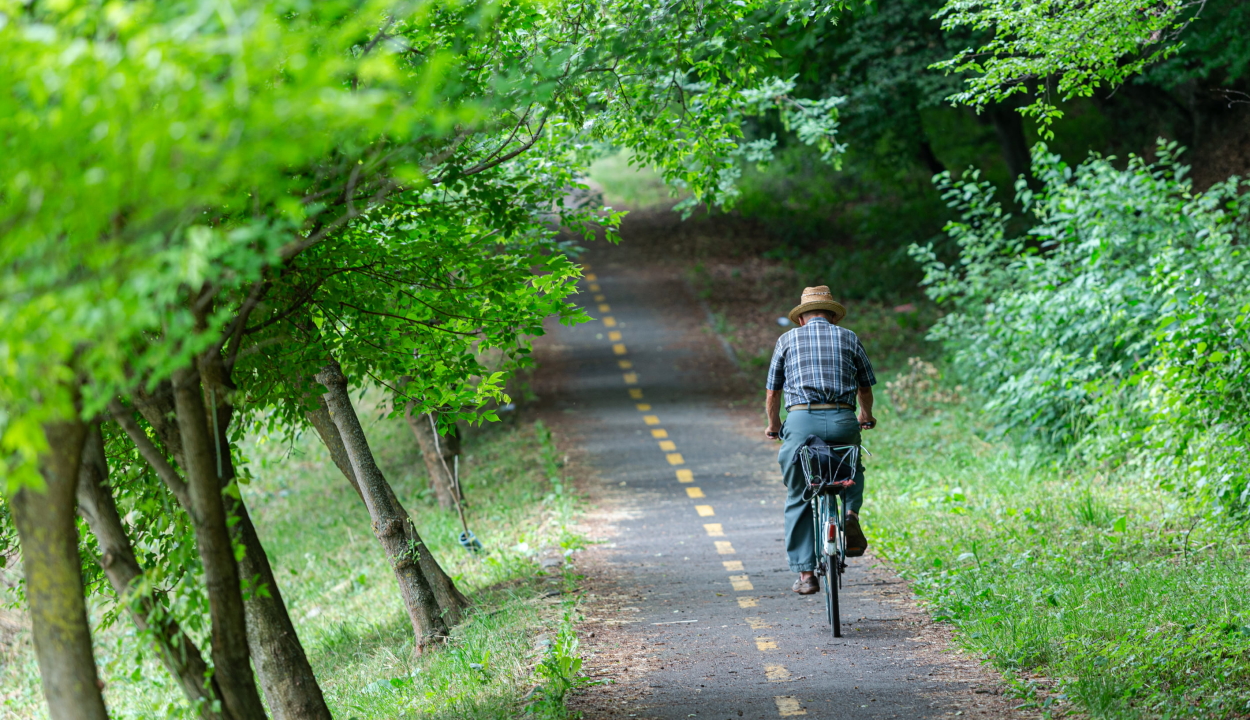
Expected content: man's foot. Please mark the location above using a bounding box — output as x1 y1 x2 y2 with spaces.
792 576 819 595
844 513 868 557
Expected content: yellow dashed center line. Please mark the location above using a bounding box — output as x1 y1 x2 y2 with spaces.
764 665 792 682
597 274 793 690
774 696 806 716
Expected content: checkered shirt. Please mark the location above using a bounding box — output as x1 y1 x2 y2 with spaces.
766 317 876 408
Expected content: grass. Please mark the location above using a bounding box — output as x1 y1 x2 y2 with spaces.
585 151 682 210
865 391 1250 719
0 408 590 719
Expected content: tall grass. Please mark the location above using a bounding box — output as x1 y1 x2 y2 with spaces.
867 398 1250 719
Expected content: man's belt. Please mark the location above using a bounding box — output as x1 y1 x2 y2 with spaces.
787 402 854 411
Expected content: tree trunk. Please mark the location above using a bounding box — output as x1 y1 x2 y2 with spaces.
307 393 468 625
9 418 110 720
171 364 268 720
137 372 331 720
403 404 457 510
314 361 449 650
917 137 947 176
199 354 332 720
987 103 1035 188
75 424 225 720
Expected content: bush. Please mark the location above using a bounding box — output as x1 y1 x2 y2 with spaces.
912 142 1250 512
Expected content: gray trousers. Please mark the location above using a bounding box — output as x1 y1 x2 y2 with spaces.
777 408 865 572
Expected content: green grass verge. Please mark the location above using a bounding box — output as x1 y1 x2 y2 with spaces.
1 412 589 719
868 401 1250 719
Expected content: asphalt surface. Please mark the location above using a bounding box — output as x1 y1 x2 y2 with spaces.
539 259 977 719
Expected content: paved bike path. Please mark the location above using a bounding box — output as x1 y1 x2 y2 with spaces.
535 257 987 719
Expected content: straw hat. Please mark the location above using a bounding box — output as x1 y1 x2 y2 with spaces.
787 285 847 325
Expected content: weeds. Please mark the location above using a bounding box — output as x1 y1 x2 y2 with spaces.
527 607 599 719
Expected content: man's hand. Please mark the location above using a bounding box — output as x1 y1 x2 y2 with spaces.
765 389 783 441
857 385 876 429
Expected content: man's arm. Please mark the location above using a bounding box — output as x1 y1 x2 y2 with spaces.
857 385 876 428
765 389 783 439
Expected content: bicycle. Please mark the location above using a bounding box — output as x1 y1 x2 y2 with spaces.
797 438 864 638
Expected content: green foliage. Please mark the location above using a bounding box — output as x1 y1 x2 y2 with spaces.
590 0 852 212
933 0 1204 133
869 401 1250 719
1143 0 1250 90
913 142 1250 511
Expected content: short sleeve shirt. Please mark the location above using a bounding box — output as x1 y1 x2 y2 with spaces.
765 317 876 408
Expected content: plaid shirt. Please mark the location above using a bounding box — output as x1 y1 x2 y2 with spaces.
766 317 876 408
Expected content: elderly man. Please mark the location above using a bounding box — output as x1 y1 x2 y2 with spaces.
764 286 876 595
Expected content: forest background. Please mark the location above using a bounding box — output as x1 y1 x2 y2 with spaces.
1 0 1249 718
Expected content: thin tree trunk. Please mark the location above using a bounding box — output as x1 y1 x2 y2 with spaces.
307 393 468 624
403 404 456 510
918 138 946 176
135 375 331 720
988 102 1036 188
75 424 224 720
171 364 268 720
10 418 109 720
200 354 332 720
314 360 448 649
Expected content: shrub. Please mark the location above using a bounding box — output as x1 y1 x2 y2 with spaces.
911 142 1250 512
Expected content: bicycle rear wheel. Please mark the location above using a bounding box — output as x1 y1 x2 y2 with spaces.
818 496 842 638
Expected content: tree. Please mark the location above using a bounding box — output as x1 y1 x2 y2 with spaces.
1 0 859 715
932 0 1207 133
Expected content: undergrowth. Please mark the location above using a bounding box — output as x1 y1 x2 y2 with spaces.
867 397 1250 719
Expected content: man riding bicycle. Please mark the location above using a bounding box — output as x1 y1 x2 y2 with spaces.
764 286 876 596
